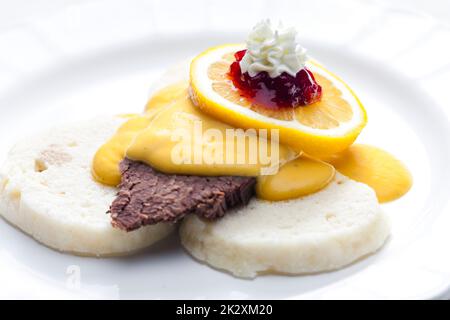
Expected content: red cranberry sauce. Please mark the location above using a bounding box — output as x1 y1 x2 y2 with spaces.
229 50 322 109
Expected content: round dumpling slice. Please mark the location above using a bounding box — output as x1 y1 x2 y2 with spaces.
0 117 174 256
180 173 390 278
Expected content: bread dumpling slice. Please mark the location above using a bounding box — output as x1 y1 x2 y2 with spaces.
180 173 390 278
0 117 174 256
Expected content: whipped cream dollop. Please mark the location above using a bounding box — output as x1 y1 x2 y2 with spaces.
239 20 308 78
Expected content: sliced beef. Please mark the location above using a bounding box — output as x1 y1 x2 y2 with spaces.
110 158 256 231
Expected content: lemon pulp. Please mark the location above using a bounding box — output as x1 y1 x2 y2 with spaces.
210 54 353 127
190 44 367 157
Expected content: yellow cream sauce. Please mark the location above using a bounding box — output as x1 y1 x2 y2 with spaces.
324 144 413 203
256 157 335 201
92 83 412 203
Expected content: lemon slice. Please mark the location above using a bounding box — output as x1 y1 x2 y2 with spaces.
190 44 367 156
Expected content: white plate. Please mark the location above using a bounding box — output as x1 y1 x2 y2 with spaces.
0 0 449 299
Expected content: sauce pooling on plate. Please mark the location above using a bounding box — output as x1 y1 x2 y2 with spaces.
324 144 412 203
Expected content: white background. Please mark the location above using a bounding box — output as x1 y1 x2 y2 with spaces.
0 0 449 31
